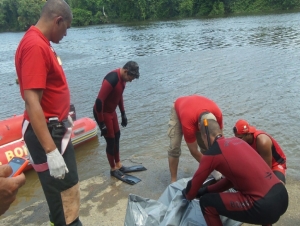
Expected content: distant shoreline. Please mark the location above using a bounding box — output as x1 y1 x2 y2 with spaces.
1 9 300 33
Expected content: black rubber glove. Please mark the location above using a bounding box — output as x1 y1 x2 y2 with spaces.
182 188 188 200
196 187 208 199
121 112 127 127
99 121 107 136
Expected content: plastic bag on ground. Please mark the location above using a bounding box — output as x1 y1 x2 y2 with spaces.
124 177 242 226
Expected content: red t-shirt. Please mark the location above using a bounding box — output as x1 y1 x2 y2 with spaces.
174 95 223 143
15 26 70 122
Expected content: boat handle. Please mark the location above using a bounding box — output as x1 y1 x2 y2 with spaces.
73 128 84 135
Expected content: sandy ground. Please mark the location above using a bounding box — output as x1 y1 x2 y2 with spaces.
0 154 299 226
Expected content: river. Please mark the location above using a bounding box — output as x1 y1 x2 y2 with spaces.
1 12 300 217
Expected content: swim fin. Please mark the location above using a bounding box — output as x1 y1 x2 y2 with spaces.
119 165 147 173
110 169 141 185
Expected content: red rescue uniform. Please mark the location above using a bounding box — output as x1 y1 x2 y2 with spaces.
251 130 286 181
185 136 288 225
15 26 70 121
174 95 223 143
15 26 81 226
93 69 125 168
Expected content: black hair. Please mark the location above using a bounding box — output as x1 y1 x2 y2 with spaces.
123 61 140 79
200 119 222 137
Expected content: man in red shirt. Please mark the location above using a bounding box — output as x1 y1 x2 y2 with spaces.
182 119 288 226
15 0 81 225
233 119 287 183
167 95 223 183
93 61 140 181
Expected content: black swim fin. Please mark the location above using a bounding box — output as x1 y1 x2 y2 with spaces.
110 170 141 185
119 165 147 173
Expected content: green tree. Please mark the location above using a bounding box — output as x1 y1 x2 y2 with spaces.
0 1 7 30
196 0 214 16
17 0 45 30
72 8 92 26
158 0 180 18
179 0 194 17
209 1 225 15
1 0 19 30
1 0 300 31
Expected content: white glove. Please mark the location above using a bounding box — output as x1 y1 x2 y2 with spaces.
211 170 222 181
46 148 69 179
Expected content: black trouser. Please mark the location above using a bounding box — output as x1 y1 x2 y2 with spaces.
199 183 288 226
24 124 82 226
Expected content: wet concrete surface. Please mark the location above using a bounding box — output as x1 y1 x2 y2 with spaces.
0 152 299 226
0 151 198 226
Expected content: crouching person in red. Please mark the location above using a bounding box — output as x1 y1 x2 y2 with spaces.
233 119 287 184
182 119 288 226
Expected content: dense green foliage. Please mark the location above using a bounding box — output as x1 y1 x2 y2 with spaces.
0 0 299 31
0 0 46 31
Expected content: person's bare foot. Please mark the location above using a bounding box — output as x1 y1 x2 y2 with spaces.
115 162 123 170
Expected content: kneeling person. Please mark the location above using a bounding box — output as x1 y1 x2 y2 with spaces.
233 119 287 183
183 120 288 226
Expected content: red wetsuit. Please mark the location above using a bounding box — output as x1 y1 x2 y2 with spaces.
174 95 223 143
251 130 286 182
93 69 125 168
185 136 288 225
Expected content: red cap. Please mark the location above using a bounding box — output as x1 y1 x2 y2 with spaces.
234 119 256 134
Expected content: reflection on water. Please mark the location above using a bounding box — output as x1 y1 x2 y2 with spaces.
1 12 300 216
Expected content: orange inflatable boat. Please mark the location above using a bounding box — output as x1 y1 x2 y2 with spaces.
0 114 98 170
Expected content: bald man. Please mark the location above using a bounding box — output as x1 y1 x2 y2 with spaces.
15 0 82 225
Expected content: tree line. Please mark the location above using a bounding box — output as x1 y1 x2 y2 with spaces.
0 0 299 31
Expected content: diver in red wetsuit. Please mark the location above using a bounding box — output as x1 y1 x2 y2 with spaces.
93 61 139 178
233 119 287 183
182 119 288 226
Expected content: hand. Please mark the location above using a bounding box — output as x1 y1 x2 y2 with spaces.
121 112 127 127
46 148 69 179
182 188 188 199
99 121 108 136
196 186 208 199
0 165 26 216
211 170 222 180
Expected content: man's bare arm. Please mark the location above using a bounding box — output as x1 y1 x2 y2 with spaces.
256 134 273 168
187 141 203 163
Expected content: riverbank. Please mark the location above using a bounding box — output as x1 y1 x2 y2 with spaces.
0 152 299 226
